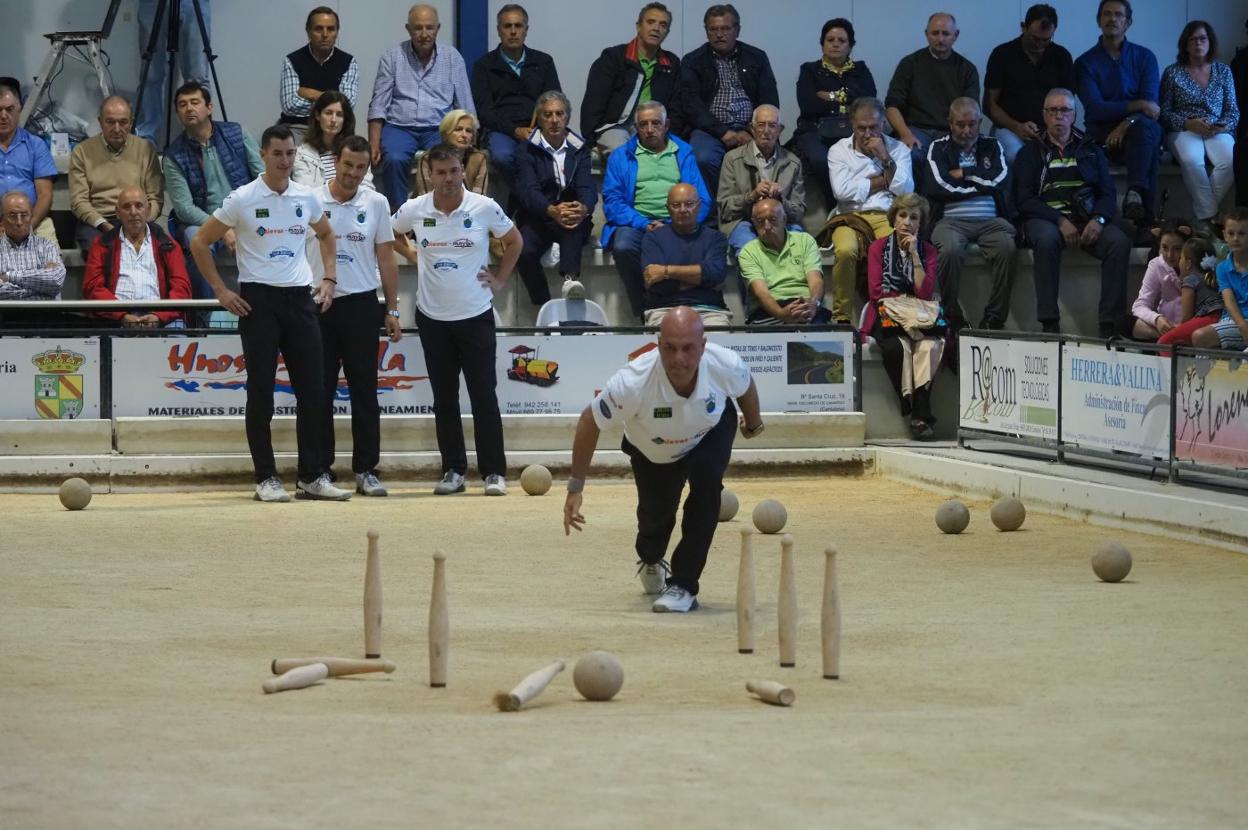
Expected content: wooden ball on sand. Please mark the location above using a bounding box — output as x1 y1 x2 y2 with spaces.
990 497 1026 531
1092 542 1132 583
573 651 624 701
59 478 93 511
935 500 969 534
752 499 787 534
519 464 552 496
719 489 739 522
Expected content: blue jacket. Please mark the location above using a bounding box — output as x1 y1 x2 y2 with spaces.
165 121 252 213
601 133 710 248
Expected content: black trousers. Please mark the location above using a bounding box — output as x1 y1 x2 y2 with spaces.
623 400 737 596
237 283 325 484
319 290 382 476
515 216 592 305
415 306 506 478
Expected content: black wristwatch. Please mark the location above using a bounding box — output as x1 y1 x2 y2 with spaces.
1094 215 1106 225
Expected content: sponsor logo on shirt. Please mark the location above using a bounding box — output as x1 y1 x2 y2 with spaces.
419 238 475 249
269 247 296 259
433 259 459 271
598 398 612 419
653 406 672 419
345 231 366 242
256 226 267 236
287 225 306 236
336 253 354 264
451 238 473 248
422 218 436 227
255 208 269 218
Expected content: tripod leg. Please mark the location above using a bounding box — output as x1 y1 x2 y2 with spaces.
133 0 169 141
187 0 227 122
163 0 180 149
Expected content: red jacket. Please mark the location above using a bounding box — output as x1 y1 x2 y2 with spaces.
83 223 192 323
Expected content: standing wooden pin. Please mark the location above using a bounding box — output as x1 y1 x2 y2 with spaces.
429 551 448 688
778 533 797 668
821 546 841 680
364 530 382 659
737 528 756 654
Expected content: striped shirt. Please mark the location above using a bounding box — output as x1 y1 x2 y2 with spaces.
1039 154 1084 214
115 228 161 302
367 41 474 127
280 52 360 118
942 149 999 219
0 232 66 300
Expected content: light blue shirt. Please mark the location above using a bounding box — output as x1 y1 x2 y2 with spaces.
0 128 58 205
368 41 474 127
503 49 526 77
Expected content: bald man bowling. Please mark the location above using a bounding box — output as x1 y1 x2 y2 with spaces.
563 307 764 612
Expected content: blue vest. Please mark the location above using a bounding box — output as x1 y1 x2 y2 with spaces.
166 121 251 212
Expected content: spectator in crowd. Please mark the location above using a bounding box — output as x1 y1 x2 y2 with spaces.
410 110 489 197
0 77 21 101
514 90 595 306
717 104 805 256
885 13 980 154
1160 20 1239 235
601 101 710 320
922 97 1017 331
136 0 211 144
984 4 1076 163
1075 0 1161 231
640 183 730 326
1157 236 1224 346
0 191 65 300
278 5 360 142
1193 207 1248 352
791 18 876 204
1232 21 1248 208
1015 88 1130 338
862 193 945 440
0 88 57 244
740 199 830 325
1130 218 1191 341
470 4 561 184
368 4 474 211
826 96 913 324
392 145 522 496
293 91 371 188
581 3 680 155
164 82 263 302
678 4 778 196
69 96 164 257
82 185 190 328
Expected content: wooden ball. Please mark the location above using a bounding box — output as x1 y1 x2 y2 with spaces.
719 489 739 522
1092 542 1132 583
935 499 970 534
58 477 92 511
990 497 1026 532
519 464 552 496
751 499 787 534
573 650 624 701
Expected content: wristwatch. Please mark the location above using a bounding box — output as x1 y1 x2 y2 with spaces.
743 422 765 438
386 309 401 319
1094 215 1106 225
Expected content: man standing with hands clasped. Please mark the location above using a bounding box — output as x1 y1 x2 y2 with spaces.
563 307 764 613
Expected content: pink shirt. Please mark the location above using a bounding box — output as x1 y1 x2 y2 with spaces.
1132 255 1183 327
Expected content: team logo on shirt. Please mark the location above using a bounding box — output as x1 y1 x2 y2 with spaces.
463 216 472 228
255 208 269 218
705 392 717 413
423 218 436 227
357 212 367 224
294 203 304 218
269 247 296 259
653 407 672 419
433 259 458 271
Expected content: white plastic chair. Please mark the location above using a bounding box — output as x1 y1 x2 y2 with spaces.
535 298 609 328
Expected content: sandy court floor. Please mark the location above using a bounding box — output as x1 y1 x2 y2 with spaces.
1 476 1246 829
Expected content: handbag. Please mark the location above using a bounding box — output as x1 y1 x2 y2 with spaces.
879 295 943 340
817 114 852 142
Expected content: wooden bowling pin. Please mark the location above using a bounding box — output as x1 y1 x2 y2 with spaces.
364 530 382 659
494 660 565 711
778 534 797 668
737 529 756 654
746 679 795 707
262 662 328 694
429 551 448 688
821 546 841 680
271 657 396 677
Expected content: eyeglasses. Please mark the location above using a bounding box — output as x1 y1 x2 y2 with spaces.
1043 107 1075 115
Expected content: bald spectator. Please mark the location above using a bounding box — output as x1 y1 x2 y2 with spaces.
278 6 360 141
0 191 65 301
740 199 830 325
717 104 805 255
82 186 191 328
0 88 57 245
885 13 980 155
69 96 164 258
640 183 730 325
368 4 474 211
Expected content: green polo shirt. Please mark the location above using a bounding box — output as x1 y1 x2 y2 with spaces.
638 56 657 103
738 231 823 301
633 139 679 219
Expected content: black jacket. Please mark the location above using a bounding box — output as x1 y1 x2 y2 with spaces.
514 130 597 226
581 39 680 140
677 41 779 136
470 46 562 135
1014 129 1117 225
920 134 1014 222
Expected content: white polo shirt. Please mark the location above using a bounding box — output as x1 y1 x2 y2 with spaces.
114 228 160 301
391 188 514 321
312 183 395 297
213 176 325 287
591 342 752 464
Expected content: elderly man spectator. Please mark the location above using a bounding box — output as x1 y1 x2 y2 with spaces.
717 104 804 255
0 191 65 301
1015 88 1130 337
740 199 830 325
69 96 164 258
581 3 680 155
0 88 57 245
471 4 561 183
278 6 360 140
368 4 474 211
984 4 1076 164
602 101 710 320
885 13 980 155
678 4 778 195
1075 0 1161 230
82 185 190 328
514 90 595 306
640 183 730 326
826 96 913 324
922 98 1017 331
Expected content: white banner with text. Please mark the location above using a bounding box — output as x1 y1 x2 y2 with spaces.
958 336 1059 440
0 337 101 420
1061 343 1171 459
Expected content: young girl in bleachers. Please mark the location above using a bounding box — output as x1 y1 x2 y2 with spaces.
1157 237 1224 346
1131 219 1191 340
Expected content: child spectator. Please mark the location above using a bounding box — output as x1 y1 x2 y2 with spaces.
1193 207 1248 351
1131 219 1191 340
1158 237 1224 346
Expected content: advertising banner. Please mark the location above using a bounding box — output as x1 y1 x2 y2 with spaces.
1174 354 1248 471
1061 343 1171 459
0 337 101 420
958 336 1059 440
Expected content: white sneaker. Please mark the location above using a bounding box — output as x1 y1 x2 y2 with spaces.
561 277 586 300
652 584 698 613
296 474 353 501
636 559 670 596
484 474 507 496
254 477 291 503
541 243 561 268
355 472 388 497
433 471 466 495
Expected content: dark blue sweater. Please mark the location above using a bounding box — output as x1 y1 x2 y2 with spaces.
639 225 728 311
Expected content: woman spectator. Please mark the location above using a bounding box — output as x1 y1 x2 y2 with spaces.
292 91 371 189
861 193 945 441
411 109 489 197
791 19 876 204
1159 21 1239 234
1131 219 1191 341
